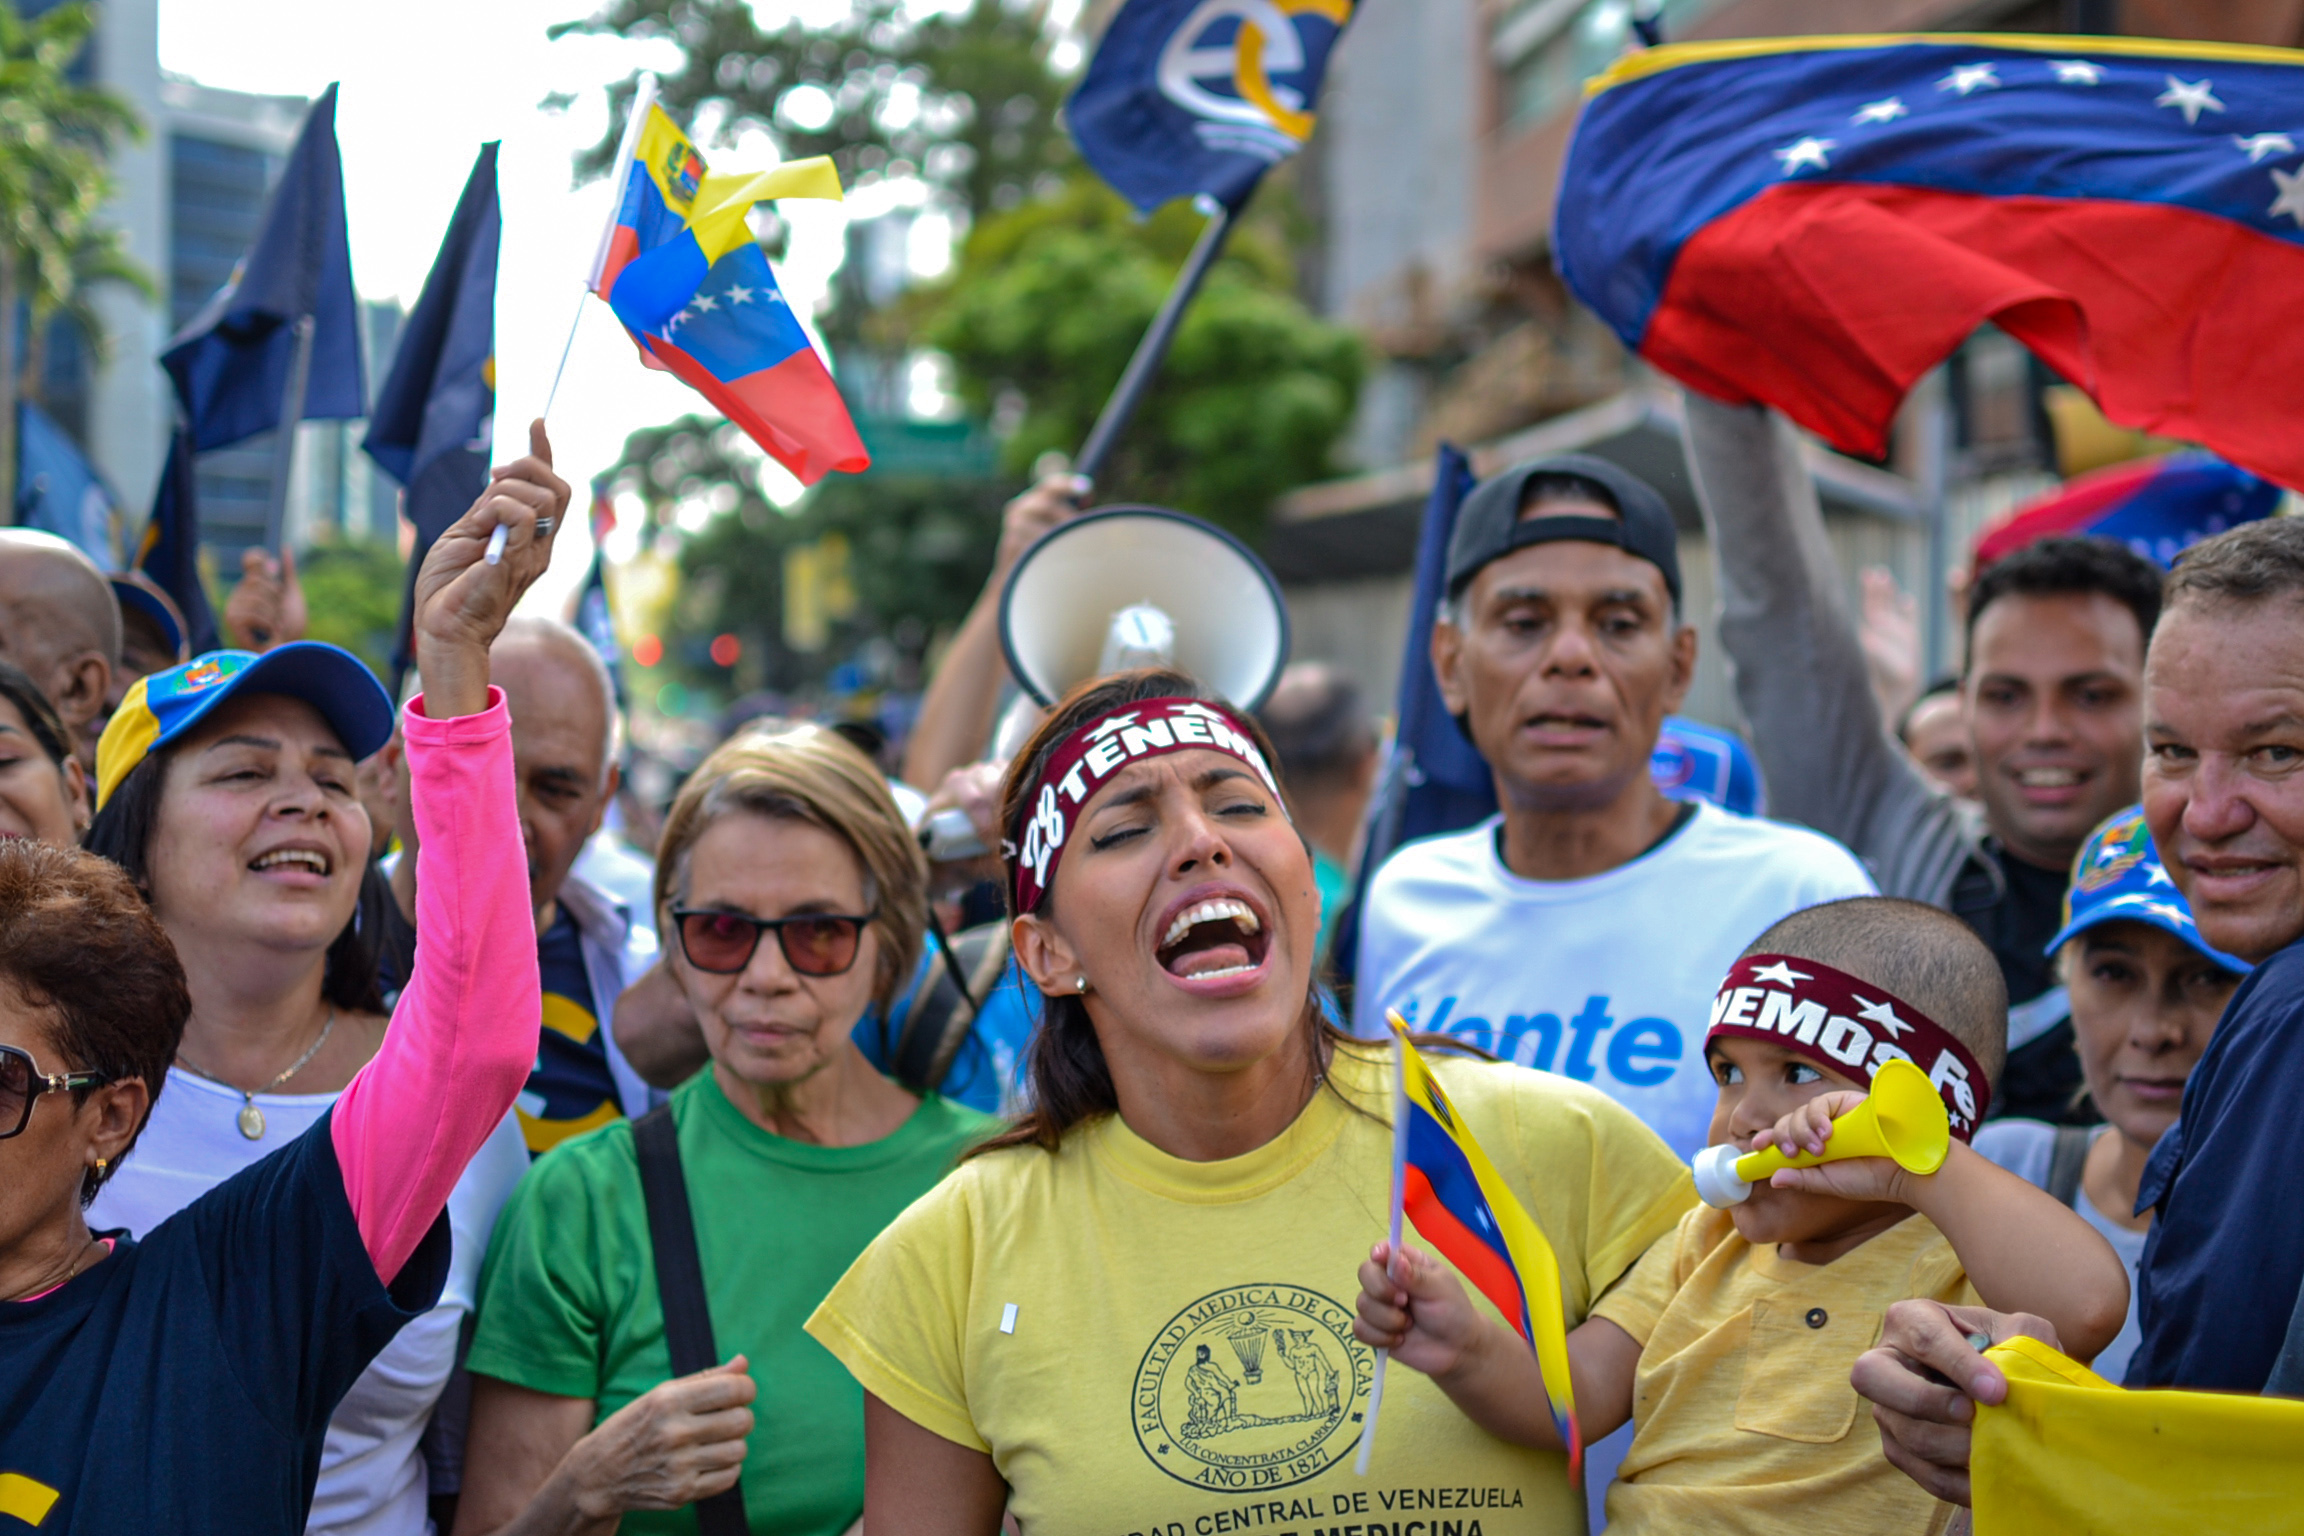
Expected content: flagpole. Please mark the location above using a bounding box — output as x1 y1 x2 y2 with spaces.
1356 1017 1411 1475
540 284 589 422
1072 198 1233 484
261 314 318 552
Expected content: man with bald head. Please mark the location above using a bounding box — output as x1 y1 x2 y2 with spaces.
0 529 119 773
391 616 660 1156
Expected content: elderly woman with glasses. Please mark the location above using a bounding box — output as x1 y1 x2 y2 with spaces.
455 723 994 1536
0 425 562 1534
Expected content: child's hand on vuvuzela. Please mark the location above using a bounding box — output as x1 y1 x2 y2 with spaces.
1752 1088 1916 1204
1750 1088 1867 1162
1354 1240 1502 1380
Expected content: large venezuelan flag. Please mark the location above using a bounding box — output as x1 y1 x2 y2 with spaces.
1554 34 2304 487
593 105 867 484
1389 1017 1582 1477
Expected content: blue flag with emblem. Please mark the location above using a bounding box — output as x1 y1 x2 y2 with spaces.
1069 0 1358 213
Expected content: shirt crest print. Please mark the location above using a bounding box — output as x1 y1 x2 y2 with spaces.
1134 1283 1375 1491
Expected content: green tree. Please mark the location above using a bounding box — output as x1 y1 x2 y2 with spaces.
0 0 144 512
296 538 405 682
549 0 1071 223
924 175 1364 541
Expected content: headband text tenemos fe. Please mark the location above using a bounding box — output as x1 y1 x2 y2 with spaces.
1706 954 1990 1139
1007 698 1282 914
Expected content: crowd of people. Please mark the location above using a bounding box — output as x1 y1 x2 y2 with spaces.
0 379 2296 1534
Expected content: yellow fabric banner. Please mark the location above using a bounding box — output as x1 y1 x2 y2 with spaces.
1972 1335 2304 1533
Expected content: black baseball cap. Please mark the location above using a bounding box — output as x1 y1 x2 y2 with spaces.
1444 453 1681 607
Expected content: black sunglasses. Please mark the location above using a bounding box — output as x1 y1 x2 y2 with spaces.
0 1043 109 1140
670 907 878 977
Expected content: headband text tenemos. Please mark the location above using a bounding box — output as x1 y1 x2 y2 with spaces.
1007 698 1282 914
1706 954 1991 1139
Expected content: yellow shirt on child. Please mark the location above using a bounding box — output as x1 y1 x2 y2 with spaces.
1590 1204 1975 1535
806 1042 1692 1535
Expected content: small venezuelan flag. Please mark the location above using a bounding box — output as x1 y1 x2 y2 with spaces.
1391 1014 1583 1479
593 101 868 484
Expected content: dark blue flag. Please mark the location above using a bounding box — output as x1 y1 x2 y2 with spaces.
133 431 219 655
363 141 497 507
161 83 365 452
363 142 499 680
17 401 117 564
1329 442 1482 988
1068 0 1357 213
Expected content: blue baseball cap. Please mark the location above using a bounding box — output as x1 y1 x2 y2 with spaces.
95 642 396 810
2047 805 2251 973
108 574 188 665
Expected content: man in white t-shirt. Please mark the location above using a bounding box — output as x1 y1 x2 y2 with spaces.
1354 452 1875 1162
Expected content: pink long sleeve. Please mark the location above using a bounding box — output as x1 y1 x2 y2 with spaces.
332 688 539 1280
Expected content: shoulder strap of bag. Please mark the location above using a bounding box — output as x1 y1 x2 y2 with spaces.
2044 1124 2091 1210
633 1104 751 1535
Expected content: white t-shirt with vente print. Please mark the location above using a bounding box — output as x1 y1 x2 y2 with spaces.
1353 802 1876 1161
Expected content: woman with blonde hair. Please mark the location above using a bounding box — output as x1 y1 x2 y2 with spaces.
456 722 993 1536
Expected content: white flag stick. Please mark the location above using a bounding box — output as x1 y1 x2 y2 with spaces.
1355 1027 1411 1475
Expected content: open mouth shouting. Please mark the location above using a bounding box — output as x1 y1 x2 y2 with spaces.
1154 889 1272 988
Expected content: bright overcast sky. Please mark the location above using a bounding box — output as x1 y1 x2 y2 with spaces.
157 0 938 615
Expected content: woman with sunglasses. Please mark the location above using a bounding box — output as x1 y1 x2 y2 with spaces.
456 721 992 1536
0 429 560 1533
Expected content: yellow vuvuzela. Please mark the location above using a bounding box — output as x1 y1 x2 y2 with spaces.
1692 1057 1951 1208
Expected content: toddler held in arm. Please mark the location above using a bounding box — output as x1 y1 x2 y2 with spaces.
1355 897 2129 1535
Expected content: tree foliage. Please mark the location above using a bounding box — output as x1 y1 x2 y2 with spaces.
549 0 1071 222
609 414 1010 695
295 537 405 682
923 175 1363 540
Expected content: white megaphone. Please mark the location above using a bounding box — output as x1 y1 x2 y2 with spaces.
998 506 1291 712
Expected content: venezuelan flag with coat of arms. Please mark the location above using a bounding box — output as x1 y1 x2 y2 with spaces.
592 99 868 484
1388 1015 1582 1478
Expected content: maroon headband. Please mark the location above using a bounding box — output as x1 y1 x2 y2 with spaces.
1006 697 1282 914
1707 954 1991 1140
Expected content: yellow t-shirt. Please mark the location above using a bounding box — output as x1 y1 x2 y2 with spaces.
1589 1204 1977 1536
806 1042 1692 1534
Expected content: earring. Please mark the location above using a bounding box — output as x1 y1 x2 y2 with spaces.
93 1157 107 1175
1076 976 1088 994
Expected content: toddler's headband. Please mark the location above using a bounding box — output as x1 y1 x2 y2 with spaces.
1006 697 1281 914
1707 954 1991 1139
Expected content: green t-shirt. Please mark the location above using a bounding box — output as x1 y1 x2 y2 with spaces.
467 1071 994 1536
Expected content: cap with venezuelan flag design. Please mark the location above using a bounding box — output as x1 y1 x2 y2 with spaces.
2046 805 2251 974
95 643 395 810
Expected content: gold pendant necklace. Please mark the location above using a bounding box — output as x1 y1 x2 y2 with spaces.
175 1008 338 1141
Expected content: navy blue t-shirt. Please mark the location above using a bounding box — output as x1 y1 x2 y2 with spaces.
2129 934 2304 1391
0 1108 449 1533
518 906 620 1157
